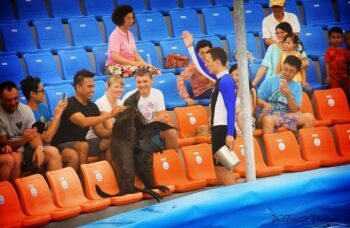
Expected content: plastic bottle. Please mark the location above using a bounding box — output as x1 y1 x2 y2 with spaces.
146 53 152 65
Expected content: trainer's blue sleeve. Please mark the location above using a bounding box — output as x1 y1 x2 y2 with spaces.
188 46 217 81
219 76 236 136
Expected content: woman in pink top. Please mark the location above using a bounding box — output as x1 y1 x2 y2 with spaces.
105 5 160 78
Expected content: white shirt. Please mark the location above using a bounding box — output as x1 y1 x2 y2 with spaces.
0 103 35 141
122 88 165 121
85 94 122 140
262 12 300 41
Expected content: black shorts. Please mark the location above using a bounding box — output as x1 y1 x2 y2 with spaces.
86 138 103 156
211 125 236 166
57 139 102 156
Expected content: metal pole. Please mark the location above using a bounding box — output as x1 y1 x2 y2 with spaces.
233 0 256 182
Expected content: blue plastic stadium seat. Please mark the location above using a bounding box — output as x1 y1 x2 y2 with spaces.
135 12 171 44
159 39 190 74
149 0 180 14
23 52 68 86
0 0 16 23
117 0 147 13
58 48 93 80
121 77 137 97
45 84 75 116
337 0 350 23
214 0 234 10
0 22 46 56
248 0 269 7
15 0 49 22
92 80 106 102
299 26 327 59
182 0 213 12
194 35 223 48
0 55 25 85
202 7 234 38
68 16 105 51
244 3 265 35
306 59 328 91
18 90 27 104
258 31 267 57
49 0 82 22
102 16 115 40
249 62 265 89
285 0 302 23
83 0 115 20
102 16 139 42
169 9 203 38
33 19 79 54
302 0 336 27
318 55 326 84
226 33 261 62
92 45 108 76
136 42 175 74
153 73 188 110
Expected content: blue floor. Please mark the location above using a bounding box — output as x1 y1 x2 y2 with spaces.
83 165 350 227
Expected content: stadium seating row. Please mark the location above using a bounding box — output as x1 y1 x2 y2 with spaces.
2 118 350 227
1 51 334 116
0 22 340 86
1 0 349 25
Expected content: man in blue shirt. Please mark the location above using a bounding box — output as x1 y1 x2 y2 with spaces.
183 31 237 185
256 55 315 134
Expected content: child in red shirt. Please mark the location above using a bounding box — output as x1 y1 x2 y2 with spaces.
325 27 350 97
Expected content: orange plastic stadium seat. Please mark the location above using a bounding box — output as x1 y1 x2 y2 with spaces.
263 131 321 172
313 88 350 124
153 149 207 192
298 127 350 166
134 175 176 199
181 143 222 185
253 129 263 137
300 92 331 127
174 105 211 144
81 161 143 205
46 167 110 213
0 181 50 228
166 111 195 147
333 123 350 157
233 137 284 177
15 174 81 221
87 156 100 163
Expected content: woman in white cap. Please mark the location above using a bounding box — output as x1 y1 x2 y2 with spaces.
262 0 300 46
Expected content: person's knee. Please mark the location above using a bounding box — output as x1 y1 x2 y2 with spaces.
0 154 14 168
75 141 89 155
45 146 62 162
262 115 275 127
99 138 111 152
62 149 79 163
300 113 315 127
11 152 22 166
162 129 178 149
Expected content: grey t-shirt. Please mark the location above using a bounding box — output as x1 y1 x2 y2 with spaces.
0 103 35 141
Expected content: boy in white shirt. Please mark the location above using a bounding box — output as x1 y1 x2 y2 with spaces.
122 69 178 150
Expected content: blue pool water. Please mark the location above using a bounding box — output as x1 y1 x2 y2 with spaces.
83 165 350 227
